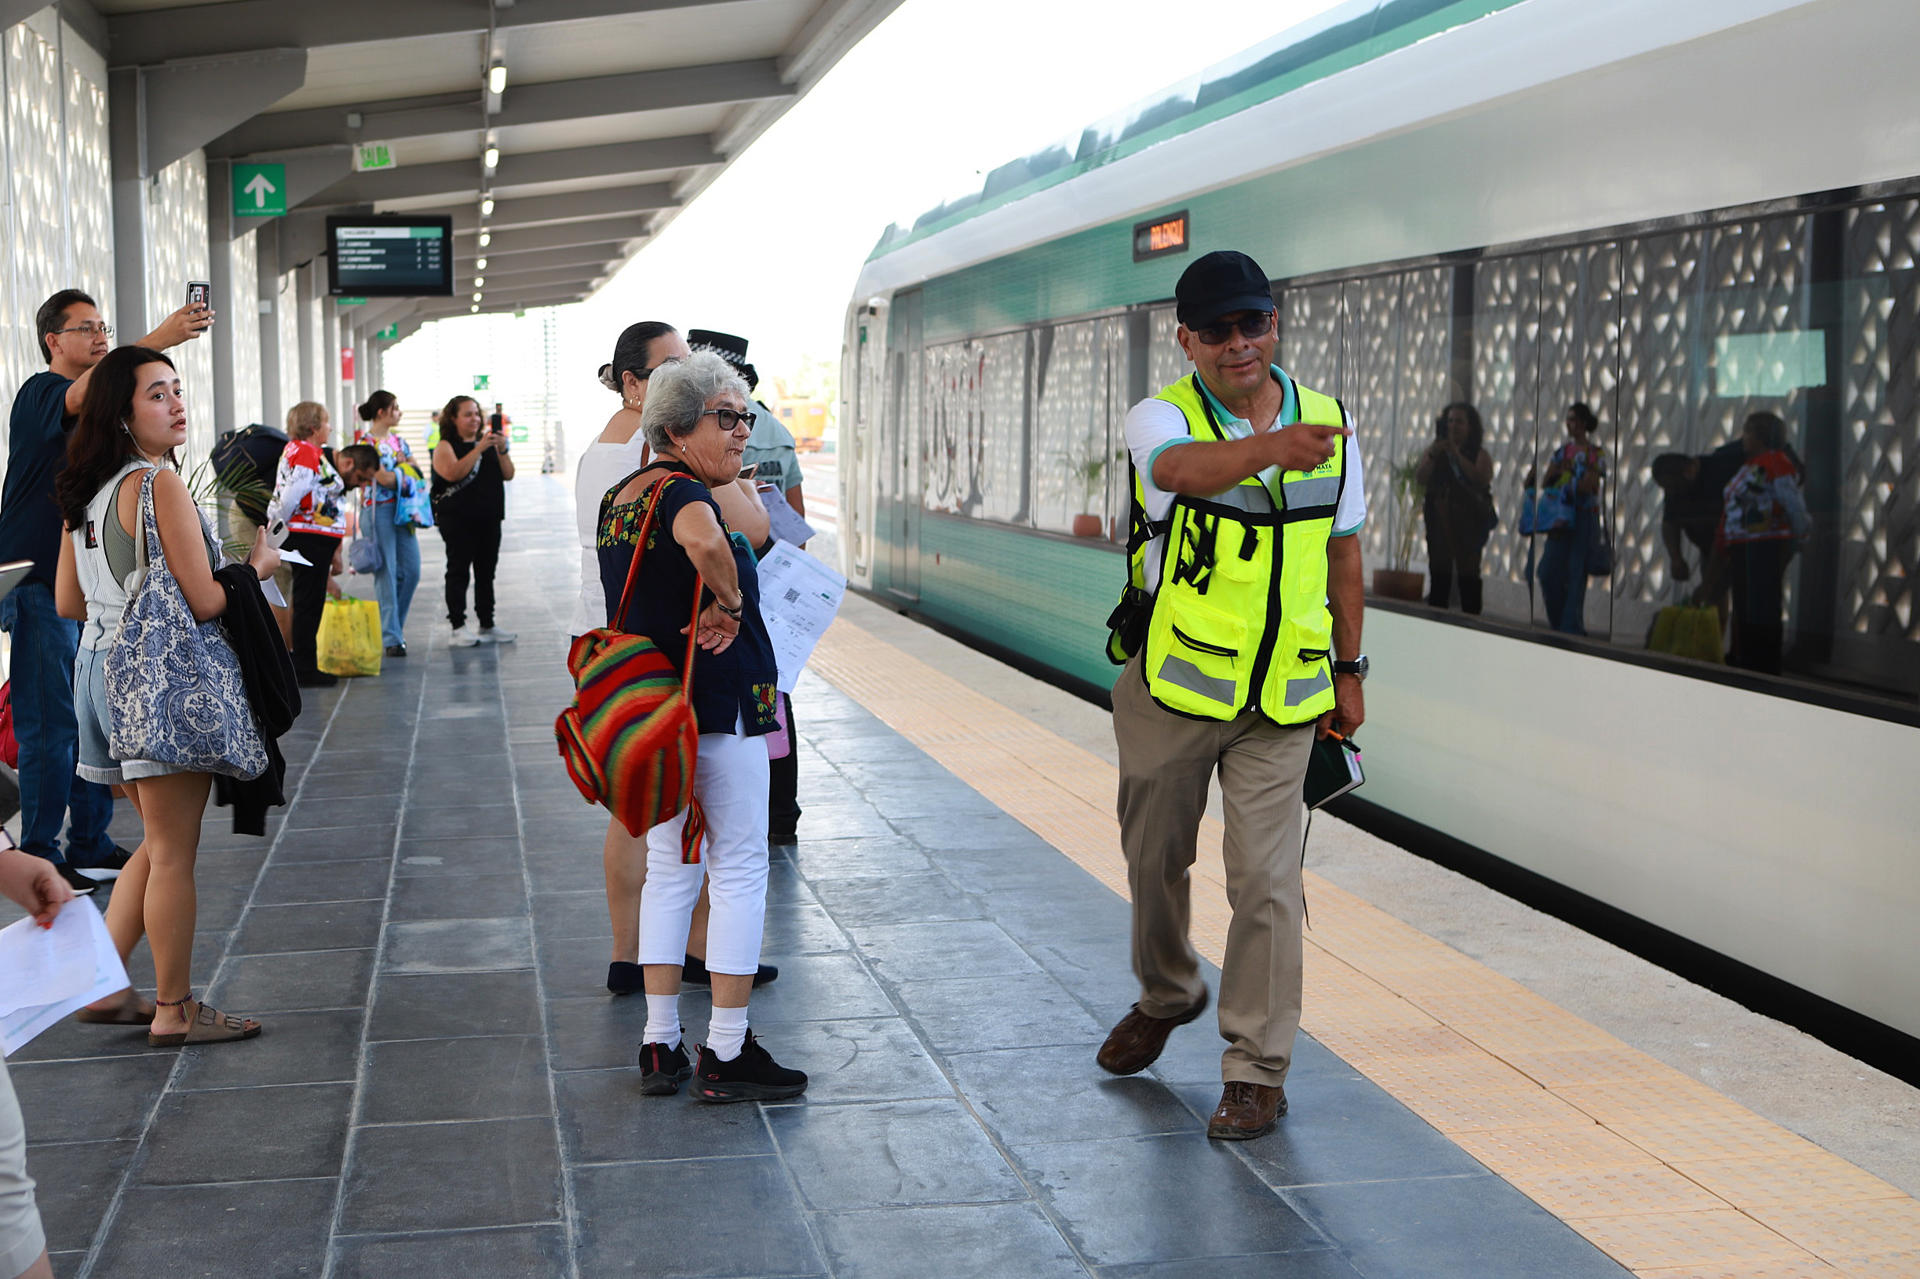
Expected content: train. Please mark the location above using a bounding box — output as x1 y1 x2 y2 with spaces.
836 0 1920 1062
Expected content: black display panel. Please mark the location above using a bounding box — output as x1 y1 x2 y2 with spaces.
326 215 454 297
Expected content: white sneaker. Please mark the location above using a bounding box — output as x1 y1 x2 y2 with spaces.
448 624 481 648
477 626 517 644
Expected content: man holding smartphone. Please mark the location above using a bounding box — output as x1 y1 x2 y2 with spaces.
0 288 211 893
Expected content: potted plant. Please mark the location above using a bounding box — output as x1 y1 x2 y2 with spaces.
1070 448 1114 539
1372 454 1427 600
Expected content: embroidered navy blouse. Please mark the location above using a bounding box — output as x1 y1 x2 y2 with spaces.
595 460 779 737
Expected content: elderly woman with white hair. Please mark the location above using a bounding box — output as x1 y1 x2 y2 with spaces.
596 349 807 1104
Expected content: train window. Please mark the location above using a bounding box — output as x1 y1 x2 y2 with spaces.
922 334 1030 525
1031 320 1116 537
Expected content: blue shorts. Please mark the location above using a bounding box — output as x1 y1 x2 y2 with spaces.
73 643 181 786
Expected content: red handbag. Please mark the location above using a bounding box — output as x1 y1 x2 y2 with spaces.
0 680 17 769
555 473 707 860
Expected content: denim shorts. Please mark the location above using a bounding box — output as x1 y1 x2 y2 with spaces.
73 643 181 786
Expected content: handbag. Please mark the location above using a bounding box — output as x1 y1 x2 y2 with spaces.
316 598 383 677
106 470 268 780
554 472 708 858
348 515 383 574
392 472 434 529
0 680 17 769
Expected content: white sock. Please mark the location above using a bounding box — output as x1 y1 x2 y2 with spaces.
644 994 680 1050
707 1005 749 1062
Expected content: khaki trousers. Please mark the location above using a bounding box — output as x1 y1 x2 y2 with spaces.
1113 655 1312 1087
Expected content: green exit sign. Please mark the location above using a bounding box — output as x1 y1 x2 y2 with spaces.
336 296 367 307
377 323 400 340
233 162 286 217
473 374 490 391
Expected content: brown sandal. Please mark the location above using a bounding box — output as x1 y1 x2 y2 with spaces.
75 988 157 1026
146 996 262 1047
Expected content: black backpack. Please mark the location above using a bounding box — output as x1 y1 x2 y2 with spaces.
210 423 288 525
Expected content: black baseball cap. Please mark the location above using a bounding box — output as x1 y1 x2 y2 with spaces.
1175 250 1276 329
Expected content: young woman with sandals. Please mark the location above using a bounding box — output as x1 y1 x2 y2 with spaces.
53 346 280 1047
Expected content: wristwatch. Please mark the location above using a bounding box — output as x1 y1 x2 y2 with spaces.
1331 655 1369 681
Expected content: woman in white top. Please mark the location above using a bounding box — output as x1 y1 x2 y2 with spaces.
53 345 280 1047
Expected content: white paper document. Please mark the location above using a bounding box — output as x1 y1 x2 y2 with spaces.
0 900 130 1056
259 577 288 607
758 484 816 547
277 548 313 567
756 540 846 693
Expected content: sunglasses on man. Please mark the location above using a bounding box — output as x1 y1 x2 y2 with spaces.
1191 312 1275 345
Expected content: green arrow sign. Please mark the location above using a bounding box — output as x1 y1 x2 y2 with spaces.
377 323 400 340
233 163 286 217
473 374 490 392
335 296 367 307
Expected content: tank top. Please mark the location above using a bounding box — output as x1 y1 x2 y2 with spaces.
570 433 650 636
72 459 155 652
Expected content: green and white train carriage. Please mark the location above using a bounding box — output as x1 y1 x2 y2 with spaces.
836 0 1920 1065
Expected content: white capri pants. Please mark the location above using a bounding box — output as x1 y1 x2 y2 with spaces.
0 1057 46 1279
638 727 772 977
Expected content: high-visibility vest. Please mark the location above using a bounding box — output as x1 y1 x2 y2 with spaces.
1106 369 1350 725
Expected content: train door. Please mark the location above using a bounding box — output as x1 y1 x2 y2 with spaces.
842 301 882 588
885 288 924 601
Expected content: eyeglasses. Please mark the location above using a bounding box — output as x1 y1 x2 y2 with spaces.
636 357 682 381
52 322 112 338
1190 312 1274 345
700 408 758 431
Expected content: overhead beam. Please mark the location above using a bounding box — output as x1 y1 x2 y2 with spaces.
211 60 788 158
457 245 622 276
299 137 714 211
413 292 586 321
459 218 653 257
144 48 306 173
469 266 605 294
416 189 675 236
110 0 741 65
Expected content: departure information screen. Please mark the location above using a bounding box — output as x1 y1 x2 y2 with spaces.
327 216 453 297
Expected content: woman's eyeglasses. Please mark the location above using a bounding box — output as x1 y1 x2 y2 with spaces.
699 408 758 431
1190 312 1274 345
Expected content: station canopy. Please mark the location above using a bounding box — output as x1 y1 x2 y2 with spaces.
93 0 901 328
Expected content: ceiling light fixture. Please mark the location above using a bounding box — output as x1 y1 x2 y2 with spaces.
470 304 480 314
473 291 483 302
476 257 488 271
478 231 491 248
480 196 495 217
474 276 485 287
483 146 500 171
488 63 507 95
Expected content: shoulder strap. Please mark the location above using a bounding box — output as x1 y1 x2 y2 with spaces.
607 472 706 700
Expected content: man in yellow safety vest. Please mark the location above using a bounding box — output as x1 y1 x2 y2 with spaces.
1097 249 1368 1140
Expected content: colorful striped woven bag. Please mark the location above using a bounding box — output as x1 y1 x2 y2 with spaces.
556 472 708 860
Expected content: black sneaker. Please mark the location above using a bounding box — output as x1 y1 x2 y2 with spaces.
297 670 339 688
638 1039 692 1095
606 961 643 995
385 643 408 658
54 863 99 896
69 844 134 882
681 954 779 988
693 1031 807 1103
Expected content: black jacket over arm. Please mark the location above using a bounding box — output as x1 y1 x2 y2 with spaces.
212 564 301 834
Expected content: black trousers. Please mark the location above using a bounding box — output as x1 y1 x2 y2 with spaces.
1727 539 1788 675
283 531 340 678
768 692 801 838
441 514 502 629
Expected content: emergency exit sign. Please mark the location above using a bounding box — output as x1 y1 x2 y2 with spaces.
233 163 286 217
377 323 400 340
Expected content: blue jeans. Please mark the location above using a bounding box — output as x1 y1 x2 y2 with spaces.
1535 513 1593 635
371 506 421 648
0 582 114 864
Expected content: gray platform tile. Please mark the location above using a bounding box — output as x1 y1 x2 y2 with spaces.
893 973 1106 1054
849 783 1006 824
817 1201 1086 1279
361 1036 552 1124
1279 1173 1630 1278
231 899 385 955
383 917 532 974
267 824 400 863
401 802 519 841
4 1012 177 1064
811 872 984 927
786 836 929 882
298 767 409 800
781 800 901 841
889 813 1052 854
1095 1253 1365 1278
758 901 852 956
172 876 257 931
555 1067 775 1163
946 1045 1199 1147
140 1083 353 1184
252 857 392 906
764 859 820 906
395 836 524 878
331 1225 571 1279
21 1139 135 1251
339 1117 563 1234
389 871 530 922
735 952 895 1024
767 1099 1027 1211
857 920 1044 986
522 848 607 894
530 888 611 942
103 934 226 998
367 970 544 1041
533 932 617 997
746 1018 952 1106
90 1178 337 1278
174 1009 365 1091
1015 1132 1331 1267
208 947 375 1012
1018 934 1141 1013
190 847 270 883
544 995 653 1072
8 1055 174 1142
305 747 414 777
285 793 404 831
47 1251 83 1279
574 1156 823 1279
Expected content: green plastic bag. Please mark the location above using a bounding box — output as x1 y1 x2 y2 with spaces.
317 598 383 677
1648 604 1723 664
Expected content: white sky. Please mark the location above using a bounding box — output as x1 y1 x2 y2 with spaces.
393 0 1346 445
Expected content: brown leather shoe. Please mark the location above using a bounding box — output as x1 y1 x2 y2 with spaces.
1206 1080 1288 1140
1095 989 1208 1076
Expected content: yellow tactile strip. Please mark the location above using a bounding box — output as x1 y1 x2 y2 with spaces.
810 616 1915 1278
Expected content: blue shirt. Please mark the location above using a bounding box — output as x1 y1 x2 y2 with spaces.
0 371 76 587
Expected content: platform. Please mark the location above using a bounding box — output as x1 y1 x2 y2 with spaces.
4 476 1915 1278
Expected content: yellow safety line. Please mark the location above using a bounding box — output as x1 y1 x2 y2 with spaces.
812 616 1917 1279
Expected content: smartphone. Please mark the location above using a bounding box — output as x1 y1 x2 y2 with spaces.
186 281 212 312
